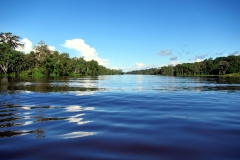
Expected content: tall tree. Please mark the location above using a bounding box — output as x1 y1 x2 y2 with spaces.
34 40 52 65
0 32 24 49
0 43 24 74
218 61 230 75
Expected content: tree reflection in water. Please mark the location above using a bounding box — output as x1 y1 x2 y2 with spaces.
0 128 45 138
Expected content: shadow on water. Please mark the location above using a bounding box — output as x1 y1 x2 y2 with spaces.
146 76 240 92
194 76 240 91
0 128 45 138
0 76 103 94
1 75 240 94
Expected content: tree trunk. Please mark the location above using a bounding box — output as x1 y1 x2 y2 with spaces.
0 61 9 74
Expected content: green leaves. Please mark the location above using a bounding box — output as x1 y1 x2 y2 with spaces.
0 32 24 49
127 55 240 76
0 43 24 74
0 33 123 76
218 61 230 75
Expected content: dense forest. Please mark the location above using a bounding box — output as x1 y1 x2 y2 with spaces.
0 32 123 76
126 55 240 76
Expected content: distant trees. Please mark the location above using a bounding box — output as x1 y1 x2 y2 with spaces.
0 32 123 76
126 55 240 76
160 65 174 76
218 61 229 75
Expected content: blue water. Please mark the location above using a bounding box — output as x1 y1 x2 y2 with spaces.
0 75 240 159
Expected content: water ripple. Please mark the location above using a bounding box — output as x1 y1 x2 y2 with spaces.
0 75 240 159
61 131 96 139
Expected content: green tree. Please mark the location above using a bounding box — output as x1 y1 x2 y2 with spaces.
34 40 52 65
22 51 37 75
70 57 87 75
9 51 25 74
0 41 24 74
0 32 24 49
86 60 99 76
0 32 124 76
226 55 240 73
174 64 183 76
218 61 230 75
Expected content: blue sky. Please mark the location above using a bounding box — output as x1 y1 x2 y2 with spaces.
1 0 240 71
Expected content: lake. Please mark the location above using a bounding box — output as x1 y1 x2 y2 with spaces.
0 75 240 160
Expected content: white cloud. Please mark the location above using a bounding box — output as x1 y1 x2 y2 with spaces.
189 58 203 63
188 53 208 63
133 63 161 70
62 39 109 66
110 66 121 70
195 58 203 62
16 38 33 53
229 51 240 56
16 38 57 53
121 66 134 72
170 60 181 66
48 45 55 51
135 62 146 69
158 49 172 56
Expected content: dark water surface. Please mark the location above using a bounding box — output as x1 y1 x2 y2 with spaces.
0 75 240 159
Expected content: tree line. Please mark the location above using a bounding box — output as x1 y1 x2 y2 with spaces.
0 32 123 76
126 55 240 76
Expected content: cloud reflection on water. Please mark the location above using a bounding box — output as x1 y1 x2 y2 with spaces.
65 105 94 112
72 90 96 96
22 106 31 110
68 114 93 125
61 131 96 139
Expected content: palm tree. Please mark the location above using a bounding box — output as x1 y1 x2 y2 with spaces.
0 32 24 49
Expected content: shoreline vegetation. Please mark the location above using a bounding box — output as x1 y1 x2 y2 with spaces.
1 32 240 78
0 32 123 77
126 55 240 77
222 73 240 77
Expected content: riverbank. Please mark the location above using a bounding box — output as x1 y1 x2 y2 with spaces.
222 73 240 77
